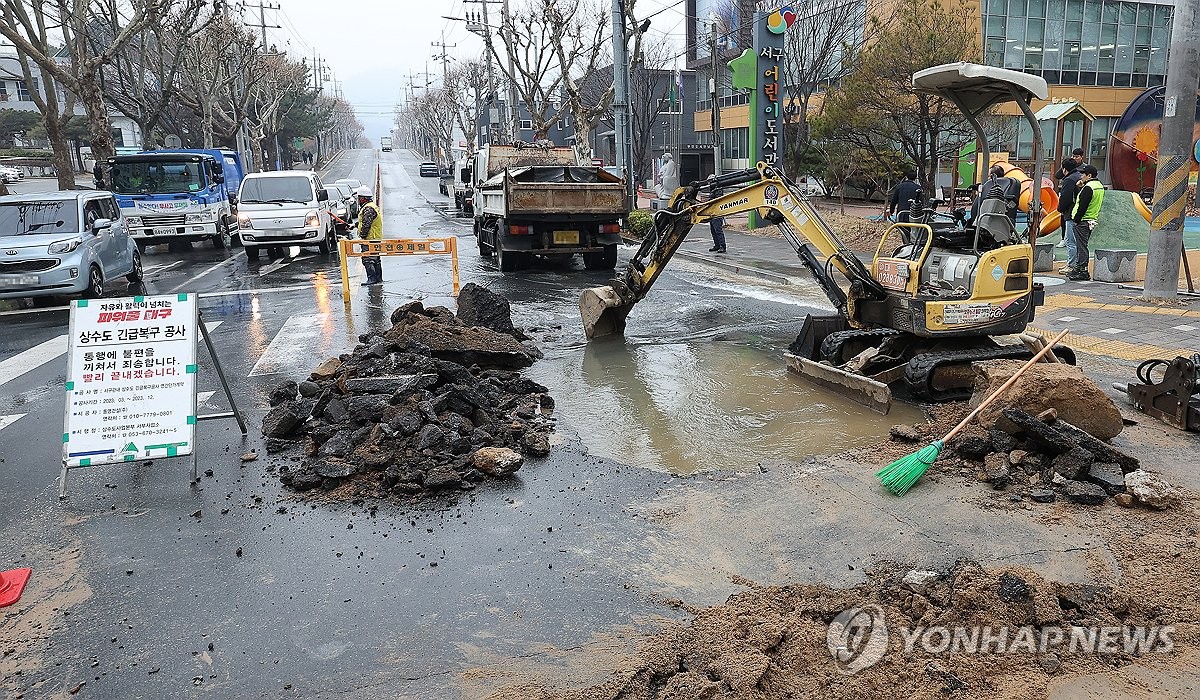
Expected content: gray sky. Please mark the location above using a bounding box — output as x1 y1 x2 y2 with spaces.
263 0 687 141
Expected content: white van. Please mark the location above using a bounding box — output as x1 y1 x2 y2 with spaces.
236 171 336 258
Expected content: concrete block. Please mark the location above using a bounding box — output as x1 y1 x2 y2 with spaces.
1033 242 1056 272
1093 248 1137 283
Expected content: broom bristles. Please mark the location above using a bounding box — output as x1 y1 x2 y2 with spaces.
876 440 944 496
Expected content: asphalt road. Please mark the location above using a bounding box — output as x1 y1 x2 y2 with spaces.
4 149 1192 698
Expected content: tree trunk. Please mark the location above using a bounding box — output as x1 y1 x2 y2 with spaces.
249 129 266 172
43 113 78 190
201 98 215 149
571 111 592 165
76 75 116 167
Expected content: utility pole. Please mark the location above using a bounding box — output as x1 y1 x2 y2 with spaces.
709 19 722 177
463 1 501 144
1143 0 1200 300
243 1 281 52
501 0 520 141
611 0 634 198
431 36 457 85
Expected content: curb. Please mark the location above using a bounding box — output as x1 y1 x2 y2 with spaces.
621 236 794 285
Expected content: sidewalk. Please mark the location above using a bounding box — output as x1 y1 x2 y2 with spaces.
675 225 1200 363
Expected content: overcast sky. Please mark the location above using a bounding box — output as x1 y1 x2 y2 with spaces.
262 0 688 140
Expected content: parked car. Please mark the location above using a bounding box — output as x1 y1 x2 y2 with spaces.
236 171 336 258
327 183 356 234
0 191 142 299
0 165 24 182
419 162 438 177
334 178 363 191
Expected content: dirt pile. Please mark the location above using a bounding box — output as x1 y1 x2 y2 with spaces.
487 560 1190 699
970 360 1124 440
260 291 554 495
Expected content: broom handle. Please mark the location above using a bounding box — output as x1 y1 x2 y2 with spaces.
942 329 1070 444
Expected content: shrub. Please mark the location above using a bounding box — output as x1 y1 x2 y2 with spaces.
627 209 653 238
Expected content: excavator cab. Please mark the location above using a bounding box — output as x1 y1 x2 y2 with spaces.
581 63 1073 414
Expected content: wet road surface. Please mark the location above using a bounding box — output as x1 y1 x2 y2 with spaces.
0 149 1132 698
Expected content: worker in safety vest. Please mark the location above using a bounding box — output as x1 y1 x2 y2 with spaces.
1067 164 1104 282
357 186 383 285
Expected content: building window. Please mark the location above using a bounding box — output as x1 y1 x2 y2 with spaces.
15 80 31 102
0 82 7 101
111 128 124 148
658 98 683 115
520 119 532 130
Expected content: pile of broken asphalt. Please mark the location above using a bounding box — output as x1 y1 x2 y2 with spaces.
259 284 555 496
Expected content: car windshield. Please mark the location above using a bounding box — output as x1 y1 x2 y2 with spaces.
240 176 314 204
0 201 80 236
111 159 205 194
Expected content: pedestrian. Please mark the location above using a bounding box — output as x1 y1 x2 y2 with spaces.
1067 164 1104 281
1055 147 1085 183
888 170 923 221
1056 160 1083 264
356 185 383 285
709 215 726 253
92 161 105 189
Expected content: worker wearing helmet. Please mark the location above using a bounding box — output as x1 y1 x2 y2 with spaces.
356 186 383 285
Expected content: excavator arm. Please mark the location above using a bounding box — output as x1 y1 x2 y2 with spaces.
581 163 887 339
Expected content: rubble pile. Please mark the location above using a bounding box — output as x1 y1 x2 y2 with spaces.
259 285 555 495
893 360 1181 508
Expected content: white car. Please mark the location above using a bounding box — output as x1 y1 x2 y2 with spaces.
0 165 23 183
236 171 336 258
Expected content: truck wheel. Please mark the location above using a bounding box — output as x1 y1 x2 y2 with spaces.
135 239 147 254
211 220 232 249
244 244 260 260
497 244 519 272
584 244 618 270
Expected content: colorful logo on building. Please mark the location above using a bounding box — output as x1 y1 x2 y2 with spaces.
767 6 797 34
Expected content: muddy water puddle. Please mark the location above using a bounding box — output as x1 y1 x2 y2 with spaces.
530 339 923 475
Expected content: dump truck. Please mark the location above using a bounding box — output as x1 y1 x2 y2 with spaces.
472 144 628 271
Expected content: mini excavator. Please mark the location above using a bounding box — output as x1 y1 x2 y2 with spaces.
580 62 1077 413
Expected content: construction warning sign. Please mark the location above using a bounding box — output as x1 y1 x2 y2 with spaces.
62 293 198 467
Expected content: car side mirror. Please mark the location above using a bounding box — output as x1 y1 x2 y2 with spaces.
317 189 329 202
213 173 225 184
229 193 238 206
91 218 113 233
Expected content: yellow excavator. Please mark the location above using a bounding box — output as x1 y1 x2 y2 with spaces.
580 62 1076 413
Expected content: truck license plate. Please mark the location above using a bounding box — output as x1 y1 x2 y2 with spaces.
552 230 579 245
0 275 39 288
152 227 176 236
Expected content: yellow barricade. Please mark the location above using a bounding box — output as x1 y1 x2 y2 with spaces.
338 237 460 304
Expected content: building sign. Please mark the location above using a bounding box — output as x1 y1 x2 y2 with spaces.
729 9 793 170
63 293 198 468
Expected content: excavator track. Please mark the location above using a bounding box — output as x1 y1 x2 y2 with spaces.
903 343 1077 402
818 328 904 364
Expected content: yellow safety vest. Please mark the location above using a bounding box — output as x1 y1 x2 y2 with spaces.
359 202 383 240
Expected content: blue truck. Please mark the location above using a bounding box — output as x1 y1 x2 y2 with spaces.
108 149 246 250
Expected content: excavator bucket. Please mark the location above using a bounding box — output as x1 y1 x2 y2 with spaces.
784 353 893 415
580 285 632 339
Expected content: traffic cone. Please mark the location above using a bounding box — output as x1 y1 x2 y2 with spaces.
0 567 31 608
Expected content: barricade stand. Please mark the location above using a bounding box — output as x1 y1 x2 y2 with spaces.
338 237 460 305
59 294 247 498
0 567 32 608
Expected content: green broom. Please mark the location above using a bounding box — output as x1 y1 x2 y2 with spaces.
877 328 1070 496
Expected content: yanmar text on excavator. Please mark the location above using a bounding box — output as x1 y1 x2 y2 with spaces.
580 62 1078 414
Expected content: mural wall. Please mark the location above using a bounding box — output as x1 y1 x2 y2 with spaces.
1108 86 1200 194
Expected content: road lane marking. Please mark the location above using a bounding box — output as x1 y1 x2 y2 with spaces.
257 259 292 277
248 313 332 377
143 261 184 275
0 305 70 317
199 284 321 298
169 252 246 292
0 335 68 387
0 414 26 432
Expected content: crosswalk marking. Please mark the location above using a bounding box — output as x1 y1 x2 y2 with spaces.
0 321 222 390
0 414 27 432
248 313 332 377
143 260 184 275
198 391 216 406
0 335 68 387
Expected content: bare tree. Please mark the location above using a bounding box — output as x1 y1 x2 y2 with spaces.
0 8 78 188
446 59 490 159
102 1 213 150
544 0 614 163
493 2 567 140
175 13 258 149
407 88 457 163
780 0 876 172
0 0 178 168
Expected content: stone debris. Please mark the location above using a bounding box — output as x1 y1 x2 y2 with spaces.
944 402 1176 509
259 294 554 496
